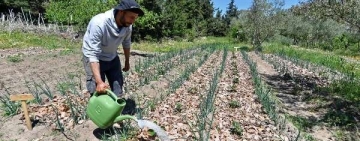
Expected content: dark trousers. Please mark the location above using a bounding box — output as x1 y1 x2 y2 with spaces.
82 55 124 97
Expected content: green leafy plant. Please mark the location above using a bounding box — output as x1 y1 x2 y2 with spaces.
175 102 182 113
0 95 20 116
7 54 24 62
229 100 241 108
230 121 243 136
232 77 239 84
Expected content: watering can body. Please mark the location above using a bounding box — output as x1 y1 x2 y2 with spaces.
86 89 126 129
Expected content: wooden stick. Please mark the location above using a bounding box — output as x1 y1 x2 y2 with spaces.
21 101 32 130
10 94 34 130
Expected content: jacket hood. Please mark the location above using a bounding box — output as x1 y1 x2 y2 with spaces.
104 9 131 37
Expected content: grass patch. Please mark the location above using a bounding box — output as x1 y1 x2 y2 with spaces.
326 80 360 102
322 107 358 128
0 30 234 55
131 36 236 53
0 31 79 50
263 43 360 78
285 114 315 132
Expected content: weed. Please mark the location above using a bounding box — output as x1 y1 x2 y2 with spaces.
286 115 314 132
303 133 317 141
232 77 239 84
7 54 24 62
229 100 241 108
148 100 156 112
227 84 237 92
175 102 182 113
230 121 243 136
0 89 20 116
322 109 357 128
188 87 198 94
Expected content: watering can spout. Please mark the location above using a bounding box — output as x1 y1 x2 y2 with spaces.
114 115 137 123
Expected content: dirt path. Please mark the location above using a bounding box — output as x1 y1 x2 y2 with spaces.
209 51 279 140
248 51 339 140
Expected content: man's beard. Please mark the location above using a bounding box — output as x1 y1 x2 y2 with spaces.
120 15 131 27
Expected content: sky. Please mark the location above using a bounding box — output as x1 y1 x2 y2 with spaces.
212 0 302 14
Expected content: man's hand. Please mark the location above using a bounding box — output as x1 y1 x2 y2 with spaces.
122 61 130 72
96 81 109 94
123 47 130 72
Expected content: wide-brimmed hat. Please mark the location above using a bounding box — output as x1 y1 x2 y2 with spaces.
114 0 144 16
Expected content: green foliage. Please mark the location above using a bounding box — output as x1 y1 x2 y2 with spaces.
228 20 247 43
264 44 360 78
132 7 161 41
244 0 284 51
329 80 360 102
297 0 360 33
286 115 314 131
0 0 47 14
208 8 227 37
323 109 358 128
270 34 292 46
45 0 118 30
229 100 240 108
224 0 238 27
230 121 243 136
2 0 228 42
0 95 20 117
7 54 24 62
0 31 78 49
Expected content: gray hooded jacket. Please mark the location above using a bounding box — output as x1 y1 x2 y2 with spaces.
82 8 132 63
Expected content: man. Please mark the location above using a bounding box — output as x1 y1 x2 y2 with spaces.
82 0 144 98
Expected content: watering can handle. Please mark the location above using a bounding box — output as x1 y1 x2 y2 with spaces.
93 89 118 100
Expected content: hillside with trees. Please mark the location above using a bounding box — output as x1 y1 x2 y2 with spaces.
1 0 359 56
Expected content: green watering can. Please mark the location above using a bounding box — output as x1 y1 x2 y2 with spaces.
86 89 136 129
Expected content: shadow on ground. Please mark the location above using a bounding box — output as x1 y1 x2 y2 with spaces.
93 126 124 140
261 72 360 132
122 98 137 115
92 98 138 140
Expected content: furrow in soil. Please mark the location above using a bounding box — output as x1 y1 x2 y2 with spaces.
142 50 223 140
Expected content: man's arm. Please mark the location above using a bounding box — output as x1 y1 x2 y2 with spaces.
123 48 130 63
83 24 109 92
122 27 132 71
90 62 103 84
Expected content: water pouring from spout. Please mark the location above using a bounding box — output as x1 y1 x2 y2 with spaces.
136 119 170 141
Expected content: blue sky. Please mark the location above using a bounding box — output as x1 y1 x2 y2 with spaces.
212 0 302 14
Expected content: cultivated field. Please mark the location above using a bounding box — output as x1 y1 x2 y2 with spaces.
0 42 359 141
